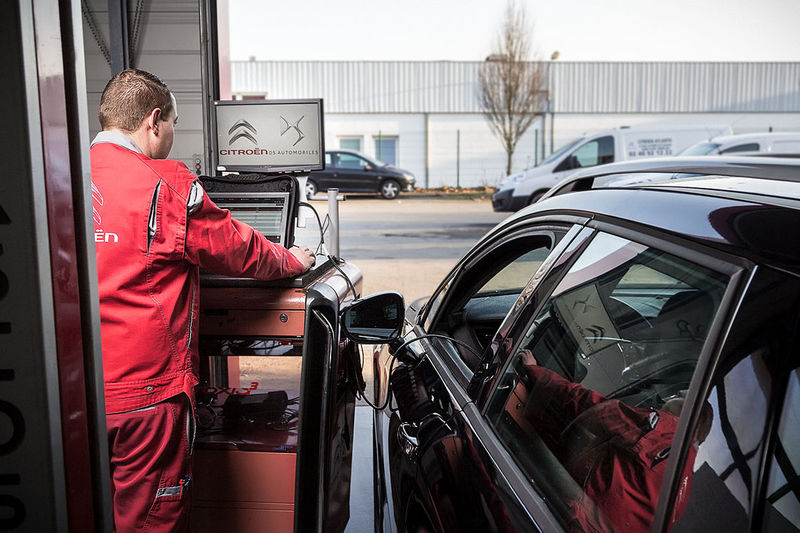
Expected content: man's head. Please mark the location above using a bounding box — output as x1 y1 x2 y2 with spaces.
98 69 178 159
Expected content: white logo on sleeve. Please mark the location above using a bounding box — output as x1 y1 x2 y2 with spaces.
91 181 119 244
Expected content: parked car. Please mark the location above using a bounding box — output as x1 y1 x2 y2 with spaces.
680 131 800 156
349 158 800 533
491 124 732 212
307 149 416 199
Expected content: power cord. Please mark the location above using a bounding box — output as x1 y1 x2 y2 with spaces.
297 200 360 300
354 333 485 412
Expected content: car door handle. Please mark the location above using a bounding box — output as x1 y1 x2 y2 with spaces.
397 422 419 462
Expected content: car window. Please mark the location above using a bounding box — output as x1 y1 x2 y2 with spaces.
574 136 614 167
428 230 565 378
325 152 333 166
668 269 800 533
338 153 368 169
484 231 729 533
761 368 800 532
721 143 760 154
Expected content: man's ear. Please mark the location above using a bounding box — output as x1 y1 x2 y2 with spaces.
148 108 162 134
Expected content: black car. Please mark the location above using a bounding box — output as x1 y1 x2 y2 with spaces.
346 158 800 533
307 149 416 199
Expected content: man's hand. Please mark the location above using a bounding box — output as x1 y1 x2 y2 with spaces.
519 349 537 367
290 245 316 272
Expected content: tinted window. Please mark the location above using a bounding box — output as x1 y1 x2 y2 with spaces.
486 232 728 532
672 351 772 533
338 153 368 169
721 143 760 154
761 368 800 531
325 152 332 166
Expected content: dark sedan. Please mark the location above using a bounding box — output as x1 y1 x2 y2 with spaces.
345 158 800 533
307 149 416 199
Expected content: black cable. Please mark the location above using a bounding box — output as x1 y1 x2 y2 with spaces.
297 201 326 255
329 255 360 300
391 333 484 363
357 333 484 412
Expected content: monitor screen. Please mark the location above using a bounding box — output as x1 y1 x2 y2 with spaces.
209 192 290 245
214 99 324 173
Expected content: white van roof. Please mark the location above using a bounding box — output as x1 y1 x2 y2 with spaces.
706 132 800 145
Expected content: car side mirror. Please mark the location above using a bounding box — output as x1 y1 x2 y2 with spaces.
363 163 373 171
341 292 405 343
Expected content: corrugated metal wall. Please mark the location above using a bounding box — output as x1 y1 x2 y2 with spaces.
232 61 800 114
82 0 206 171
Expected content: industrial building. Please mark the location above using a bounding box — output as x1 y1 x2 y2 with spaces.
232 61 800 188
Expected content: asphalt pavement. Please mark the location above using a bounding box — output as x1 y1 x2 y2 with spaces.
295 196 508 305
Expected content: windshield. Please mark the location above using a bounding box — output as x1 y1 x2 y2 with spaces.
541 138 583 165
679 142 720 156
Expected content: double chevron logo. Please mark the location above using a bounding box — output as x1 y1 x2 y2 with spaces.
228 119 258 145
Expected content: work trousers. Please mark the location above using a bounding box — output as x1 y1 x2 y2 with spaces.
107 393 195 532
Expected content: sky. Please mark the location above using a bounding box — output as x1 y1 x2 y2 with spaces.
228 0 800 62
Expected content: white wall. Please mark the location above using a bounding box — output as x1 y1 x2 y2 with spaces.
325 113 547 188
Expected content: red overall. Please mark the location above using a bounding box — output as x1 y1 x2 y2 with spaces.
92 141 305 531
523 364 696 532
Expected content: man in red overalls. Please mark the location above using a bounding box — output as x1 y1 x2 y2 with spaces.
91 69 316 531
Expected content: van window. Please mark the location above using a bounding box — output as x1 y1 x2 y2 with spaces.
556 136 615 172
721 143 759 154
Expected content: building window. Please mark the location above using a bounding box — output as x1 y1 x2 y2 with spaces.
339 137 362 152
375 137 398 166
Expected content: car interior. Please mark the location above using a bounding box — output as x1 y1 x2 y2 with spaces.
430 234 557 373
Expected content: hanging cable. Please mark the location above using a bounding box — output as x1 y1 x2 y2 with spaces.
355 333 484 411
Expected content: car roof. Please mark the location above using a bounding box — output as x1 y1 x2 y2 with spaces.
706 132 800 145
327 149 362 156
506 157 800 274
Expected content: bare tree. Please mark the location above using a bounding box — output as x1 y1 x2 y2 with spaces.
479 1 548 176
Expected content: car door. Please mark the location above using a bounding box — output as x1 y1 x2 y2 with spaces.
667 266 800 533
374 218 586 532
309 152 337 191
294 283 360 533
334 152 377 192
478 224 749 533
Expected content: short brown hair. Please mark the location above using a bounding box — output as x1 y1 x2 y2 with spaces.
98 69 173 132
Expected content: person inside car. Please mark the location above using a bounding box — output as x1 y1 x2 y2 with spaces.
518 349 713 532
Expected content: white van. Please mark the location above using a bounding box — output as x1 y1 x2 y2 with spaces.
492 124 732 211
680 132 800 156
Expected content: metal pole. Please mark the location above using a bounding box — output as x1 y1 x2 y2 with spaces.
424 112 429 188
534 129 539 166
107 0 130 74
378 130 382 160
456 129 460 188
327 188 340 258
